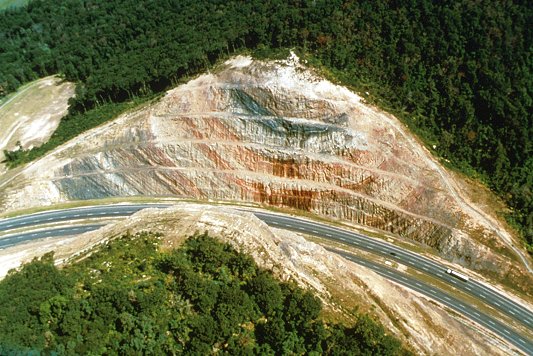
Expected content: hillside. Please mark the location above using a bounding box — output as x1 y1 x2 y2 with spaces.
1 0 530 252
0 1 531 352
0 55 530 297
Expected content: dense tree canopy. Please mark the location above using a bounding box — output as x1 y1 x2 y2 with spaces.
0 0 531 251
0 233 406 354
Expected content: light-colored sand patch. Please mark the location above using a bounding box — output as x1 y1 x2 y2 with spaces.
20 114 55 146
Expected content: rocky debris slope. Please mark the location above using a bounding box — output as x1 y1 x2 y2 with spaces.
0 204 511 355
0 54 530 292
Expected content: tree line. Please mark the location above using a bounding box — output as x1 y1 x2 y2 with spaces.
0 0 531 252
0 232 407 354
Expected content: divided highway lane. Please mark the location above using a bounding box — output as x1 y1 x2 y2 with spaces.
0 204 170 232
254 212 533 332
0 224 105 249
331 248 533 355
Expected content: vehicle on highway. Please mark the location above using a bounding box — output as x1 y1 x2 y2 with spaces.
446 268 470 282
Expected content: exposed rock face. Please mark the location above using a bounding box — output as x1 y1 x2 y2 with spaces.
0 54 530 292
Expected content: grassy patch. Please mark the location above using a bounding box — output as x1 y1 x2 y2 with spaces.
0 0 27 10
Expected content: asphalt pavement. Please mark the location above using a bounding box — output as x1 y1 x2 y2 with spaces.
254 211 533 331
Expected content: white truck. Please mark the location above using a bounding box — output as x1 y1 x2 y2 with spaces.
446 268 470 282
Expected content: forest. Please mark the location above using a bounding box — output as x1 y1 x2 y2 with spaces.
0 232 406 354
0 0 531 252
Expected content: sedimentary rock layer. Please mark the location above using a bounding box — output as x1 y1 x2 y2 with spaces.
1 54 530 291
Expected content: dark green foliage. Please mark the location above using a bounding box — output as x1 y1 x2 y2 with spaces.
0 232 407 354
0 0 530 251
0 252 72 352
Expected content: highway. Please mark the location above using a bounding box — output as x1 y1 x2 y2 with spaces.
255 212 533 331
0 224 105 249
330 248 533 354
0 204 169 232
0 204 532 354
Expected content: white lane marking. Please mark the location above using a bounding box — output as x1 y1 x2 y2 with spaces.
271 221 279 225
519 338 526 344
6 224 12 228
367 246 374 250
407 260 415 265
494 302 500 307
436 273 443 277
503 329 510 335
46 218 53 221
422 267 429 271
73 214 81 217
465 287 472 291
474 312 481 317
72 228 80 231
339 237 347 242
34 219 42 223
400 277 408 281
87 213 94 216
479 294 487 299
524 320 530 325
430 289 437 294
449 280 457 285
353 241 360 245
459 304 466 308
415 283 422 287
326 233 332 237
509 310 516 315
488 320 495 325
444 296 451 301
311 230 319 234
